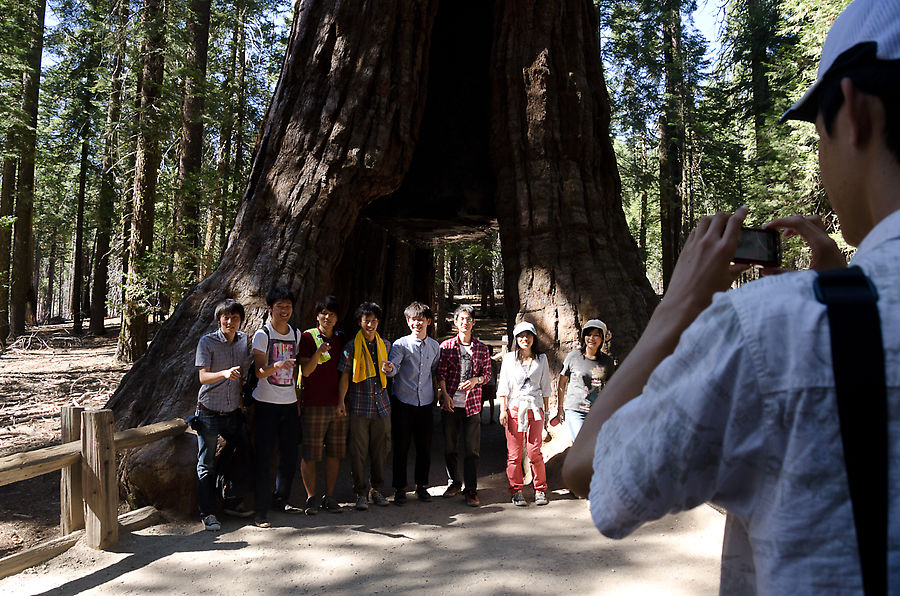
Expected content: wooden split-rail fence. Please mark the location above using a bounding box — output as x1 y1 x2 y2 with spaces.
0 407 187 579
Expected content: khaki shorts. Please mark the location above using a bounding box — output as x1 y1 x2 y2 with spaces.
301 405 348 461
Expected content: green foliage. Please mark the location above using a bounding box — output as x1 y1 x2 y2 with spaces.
15 0 291 323
601 0 854 278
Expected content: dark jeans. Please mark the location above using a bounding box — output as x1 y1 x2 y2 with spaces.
442 407 481 492
253 401 299 516
196 408 252 517
391 397 433 490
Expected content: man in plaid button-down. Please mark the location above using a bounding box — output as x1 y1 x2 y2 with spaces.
437 306 492 507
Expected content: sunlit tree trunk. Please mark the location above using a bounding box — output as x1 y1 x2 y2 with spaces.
117 0 166 362
8 0 45 339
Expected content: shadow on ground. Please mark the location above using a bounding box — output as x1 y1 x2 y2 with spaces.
2 406 725 595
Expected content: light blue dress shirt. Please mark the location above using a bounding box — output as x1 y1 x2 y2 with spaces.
387 334 441 406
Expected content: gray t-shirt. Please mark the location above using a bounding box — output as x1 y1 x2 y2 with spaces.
195 329 251 412
560 349 615 413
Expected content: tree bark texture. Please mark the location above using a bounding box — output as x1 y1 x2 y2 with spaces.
117 0 166 362
109 0 656 513
8 0 45 339
491 0 657 365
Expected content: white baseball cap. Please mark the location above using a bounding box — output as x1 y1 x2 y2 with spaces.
781 0 900 123
583 319 608 337
512 321 537 337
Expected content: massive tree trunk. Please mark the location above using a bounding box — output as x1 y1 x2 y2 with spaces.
111 0 438 512
109 0 656 514
8 0 45 339
117 0 166 362
492 1 656 363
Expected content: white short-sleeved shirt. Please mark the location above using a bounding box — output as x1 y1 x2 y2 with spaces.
251 322 298 405
590 209 900 594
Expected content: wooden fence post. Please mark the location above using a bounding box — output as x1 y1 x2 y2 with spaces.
81 409 118 549
60 406 84 534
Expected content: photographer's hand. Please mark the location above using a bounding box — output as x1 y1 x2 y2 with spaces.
564 208 749 498
763 214 846 273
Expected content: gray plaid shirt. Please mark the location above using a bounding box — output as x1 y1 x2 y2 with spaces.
195 329 250 412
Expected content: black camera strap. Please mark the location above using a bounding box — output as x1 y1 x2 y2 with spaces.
814 266 887 594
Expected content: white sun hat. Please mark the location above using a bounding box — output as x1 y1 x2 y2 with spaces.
512 321 537 337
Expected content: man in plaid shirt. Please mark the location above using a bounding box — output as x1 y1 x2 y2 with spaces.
437 305 492 507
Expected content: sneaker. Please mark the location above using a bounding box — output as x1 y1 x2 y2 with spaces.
442 483 462 498
223 502 253 518
271 496 302 513
416 486 432 502
534 490 549 506
464 490 480 507
304 496 320 516
254 516 271 528
202 514 221 531
370 490 389 507
393 489 408 506
512 491 527 507
355 495 369 511
320 495 342 513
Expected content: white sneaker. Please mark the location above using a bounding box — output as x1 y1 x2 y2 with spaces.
534 491 549 506
202 514 221 531
356 495 369 511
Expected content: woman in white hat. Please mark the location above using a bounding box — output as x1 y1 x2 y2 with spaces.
497 321 552 506
556 319 616 443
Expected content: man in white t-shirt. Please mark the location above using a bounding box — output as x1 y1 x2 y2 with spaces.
251 286 300 528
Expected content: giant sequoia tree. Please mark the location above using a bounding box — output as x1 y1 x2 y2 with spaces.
109 0 657 512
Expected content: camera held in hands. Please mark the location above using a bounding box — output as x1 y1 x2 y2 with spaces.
734 227 781 267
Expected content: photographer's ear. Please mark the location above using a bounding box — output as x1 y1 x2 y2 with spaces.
841 77 875 149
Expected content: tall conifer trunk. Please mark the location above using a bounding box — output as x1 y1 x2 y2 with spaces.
91 0 128 335
658 1 683 291
8 0 45 339
174 0 212 291
117 0 166 362
0 139 16 342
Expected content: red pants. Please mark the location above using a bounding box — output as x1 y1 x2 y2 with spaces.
505 408 547 492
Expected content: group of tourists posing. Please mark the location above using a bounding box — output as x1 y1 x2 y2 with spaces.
193 286 614 531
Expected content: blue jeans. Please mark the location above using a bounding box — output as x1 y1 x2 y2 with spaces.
253 401 299 516
564 409 587 443
196 408 252 517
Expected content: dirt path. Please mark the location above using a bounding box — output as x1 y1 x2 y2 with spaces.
3 412 726 595
0 319 727 593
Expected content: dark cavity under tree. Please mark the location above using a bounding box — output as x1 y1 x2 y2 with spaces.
109 0 658 513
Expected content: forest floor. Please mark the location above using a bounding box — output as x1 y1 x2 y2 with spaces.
0 322 130 559
0 316 726 594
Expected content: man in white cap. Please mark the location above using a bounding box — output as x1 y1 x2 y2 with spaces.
564 0 900 592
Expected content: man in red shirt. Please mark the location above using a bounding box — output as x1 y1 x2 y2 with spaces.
297 296 346 514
